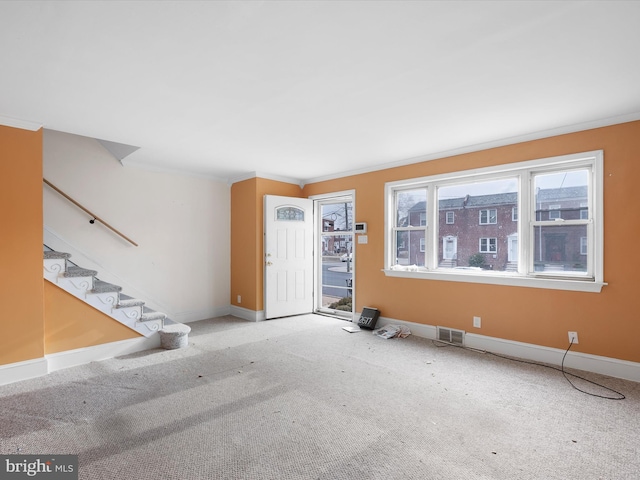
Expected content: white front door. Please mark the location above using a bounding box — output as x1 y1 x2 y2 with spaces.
508 234 518 262
264 195 314 319
443 236 457 260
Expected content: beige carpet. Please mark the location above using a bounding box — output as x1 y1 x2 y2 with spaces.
1 314 638 479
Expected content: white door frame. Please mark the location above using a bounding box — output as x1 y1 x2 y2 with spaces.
310 190 356 319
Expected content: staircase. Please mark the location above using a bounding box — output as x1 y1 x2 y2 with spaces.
43 250 170 337
505 261 518 272
439 259 457 269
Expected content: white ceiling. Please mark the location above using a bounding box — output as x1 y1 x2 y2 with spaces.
2 1 640 184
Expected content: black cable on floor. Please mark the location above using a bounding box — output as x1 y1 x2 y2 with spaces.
559 341 626 400
432 339 625 400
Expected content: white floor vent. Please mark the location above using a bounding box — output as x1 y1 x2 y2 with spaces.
437 326 465 346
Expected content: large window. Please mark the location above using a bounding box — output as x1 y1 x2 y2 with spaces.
384 151 604 292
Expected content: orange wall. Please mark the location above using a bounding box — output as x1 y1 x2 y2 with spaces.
230 177 302 311
301 120 640 363
0 125 44 365
44 282 139 354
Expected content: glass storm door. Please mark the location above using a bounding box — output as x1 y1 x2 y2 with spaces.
317 196 353 319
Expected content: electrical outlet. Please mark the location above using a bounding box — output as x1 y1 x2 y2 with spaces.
237 295 242 304
568 331 579 344
473 316 481 328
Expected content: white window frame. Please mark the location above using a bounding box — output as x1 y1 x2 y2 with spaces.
383 150 605 293
548 204 561 220
446 211 455 224
391 187 428 266
479 209 497 225
580 202 588 220
512 207 518 221
479 237 497 253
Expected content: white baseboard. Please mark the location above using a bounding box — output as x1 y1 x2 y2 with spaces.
0 336 162 386
372 315 640 383
0 357 48 386
46 335 161 373
465 333 640 383
229 305 266 322
174 305 231 324
374 315 437 339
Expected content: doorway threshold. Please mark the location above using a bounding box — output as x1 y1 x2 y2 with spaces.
314 311 353 322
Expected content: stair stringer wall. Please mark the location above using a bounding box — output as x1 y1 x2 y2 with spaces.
44 256 163 338
44 281 142 354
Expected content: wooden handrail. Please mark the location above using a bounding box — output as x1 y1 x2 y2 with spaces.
43 178 139 247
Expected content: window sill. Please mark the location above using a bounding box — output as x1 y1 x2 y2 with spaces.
382 268 606 293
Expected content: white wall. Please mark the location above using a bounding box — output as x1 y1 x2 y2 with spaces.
43 130 230 323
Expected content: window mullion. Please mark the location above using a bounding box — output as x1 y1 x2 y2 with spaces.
593 154 603 283
586 219 594 277
427 184 437 269
518 174 529 274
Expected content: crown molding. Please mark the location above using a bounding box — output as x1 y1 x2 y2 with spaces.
229 171 303 188
0 114 42 131
302 112 640 186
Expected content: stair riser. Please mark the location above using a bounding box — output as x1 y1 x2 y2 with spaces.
57 276 95 299
111 305 143 322
86 292 120 312
43 259 66 282
137 320 163 334
109 310 162 334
